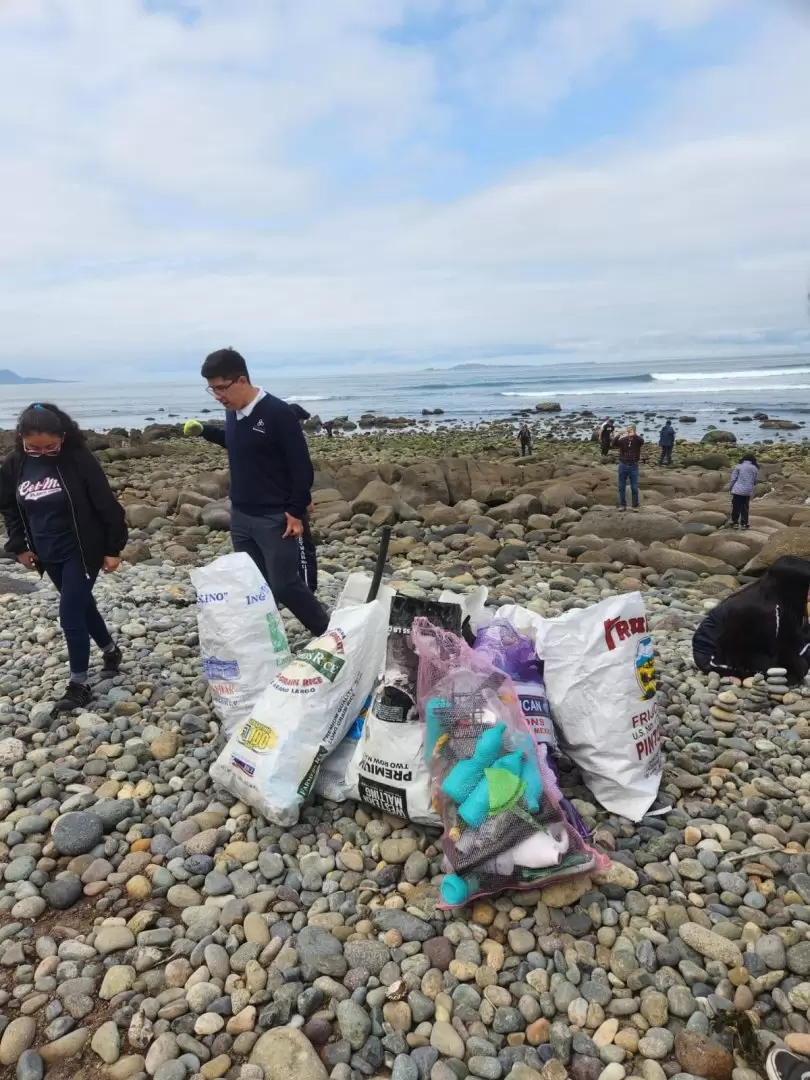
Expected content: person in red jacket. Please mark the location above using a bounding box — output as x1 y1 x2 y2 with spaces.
612 424 644 510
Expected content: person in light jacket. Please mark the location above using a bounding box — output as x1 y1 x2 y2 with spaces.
729 453 758 529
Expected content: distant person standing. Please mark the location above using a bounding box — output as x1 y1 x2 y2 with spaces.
518 423 533 457
599 419 615 459
613 424 644 511
729 453 758 530
658 420 676 466
184 348 329 637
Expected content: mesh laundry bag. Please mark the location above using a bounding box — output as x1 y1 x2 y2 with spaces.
412 618 605 907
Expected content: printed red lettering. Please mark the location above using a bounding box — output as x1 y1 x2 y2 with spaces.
604 614 649 651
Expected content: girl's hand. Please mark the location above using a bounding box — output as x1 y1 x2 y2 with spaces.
102 556 120 573
18 552 37 570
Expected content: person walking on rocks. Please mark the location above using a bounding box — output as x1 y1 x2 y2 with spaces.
658 420 675 466
518 424 533 457
612 424 644 511
692 555 810 681
0 403 127 711
599 419 615 458
184 348 329 637
729 452 758 529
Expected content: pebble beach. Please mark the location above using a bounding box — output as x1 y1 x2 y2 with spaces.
2 420 810 1080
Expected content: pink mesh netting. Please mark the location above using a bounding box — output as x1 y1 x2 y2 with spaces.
413 617 607 907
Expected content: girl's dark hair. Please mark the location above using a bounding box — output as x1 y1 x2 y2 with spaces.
741 453 758 465
16 403 86 452
713 555 810 681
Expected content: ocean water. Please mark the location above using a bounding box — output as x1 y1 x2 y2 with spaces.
1 352 808 443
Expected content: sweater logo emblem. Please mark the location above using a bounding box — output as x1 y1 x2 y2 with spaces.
253 419 266 433
19 477 63 502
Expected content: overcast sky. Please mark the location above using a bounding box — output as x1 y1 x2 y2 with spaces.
1 0 809 379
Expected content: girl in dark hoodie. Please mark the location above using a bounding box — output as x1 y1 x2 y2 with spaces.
0 404 128 711
693 555 810 683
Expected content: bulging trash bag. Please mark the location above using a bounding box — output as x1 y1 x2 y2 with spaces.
211 600 387 826
346 595 462 825
533 592 663 822
412 619 605 907
314 695 371 803
191 552 290 732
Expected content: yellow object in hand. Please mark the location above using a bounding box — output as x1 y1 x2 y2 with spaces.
183 419 204 436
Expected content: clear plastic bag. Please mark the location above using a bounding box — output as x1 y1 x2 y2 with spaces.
413 618 605 906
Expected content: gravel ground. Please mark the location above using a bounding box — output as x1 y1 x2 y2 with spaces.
2 430 810 1080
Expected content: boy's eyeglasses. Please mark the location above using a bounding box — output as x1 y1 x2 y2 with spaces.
206 381 236 397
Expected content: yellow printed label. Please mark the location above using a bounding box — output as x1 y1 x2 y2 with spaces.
238 718 278 753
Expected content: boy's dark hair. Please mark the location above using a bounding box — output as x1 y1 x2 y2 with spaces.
16 403 86 452
201 347 250 382
742 453 758 465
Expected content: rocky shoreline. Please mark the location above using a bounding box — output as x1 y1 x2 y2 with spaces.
2 427 810 1080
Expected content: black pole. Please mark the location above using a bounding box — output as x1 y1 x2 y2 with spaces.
366 526 392 602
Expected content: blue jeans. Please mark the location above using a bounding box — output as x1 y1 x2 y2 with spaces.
43 556 113 679
618 463 639 508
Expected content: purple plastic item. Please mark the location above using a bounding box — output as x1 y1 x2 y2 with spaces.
474 620 557 751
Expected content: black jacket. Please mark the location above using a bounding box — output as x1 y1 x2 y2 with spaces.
0 446 128 574
693 600 810 682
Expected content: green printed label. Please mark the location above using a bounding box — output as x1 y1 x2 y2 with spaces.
266 614 287 653
298 745 329 798
296 647 346 683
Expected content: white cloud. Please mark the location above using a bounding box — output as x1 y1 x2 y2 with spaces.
0 0 807 376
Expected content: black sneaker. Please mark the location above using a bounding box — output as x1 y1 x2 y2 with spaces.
767 1049 810 1080
53 682 93 714
102 646 123 674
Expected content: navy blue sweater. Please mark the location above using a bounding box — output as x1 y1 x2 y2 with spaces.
201 393 314 519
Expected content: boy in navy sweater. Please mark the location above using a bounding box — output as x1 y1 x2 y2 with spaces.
185 348 329 637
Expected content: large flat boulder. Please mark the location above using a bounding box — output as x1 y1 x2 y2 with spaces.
642 546 730 575
743 527 810 573
352 480 400 516
397 461 450 506
573 510 684 545
536 483 589 514
678 533 757 569
488 493 545 524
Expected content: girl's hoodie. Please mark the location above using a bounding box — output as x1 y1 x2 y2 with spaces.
730 460 758 496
